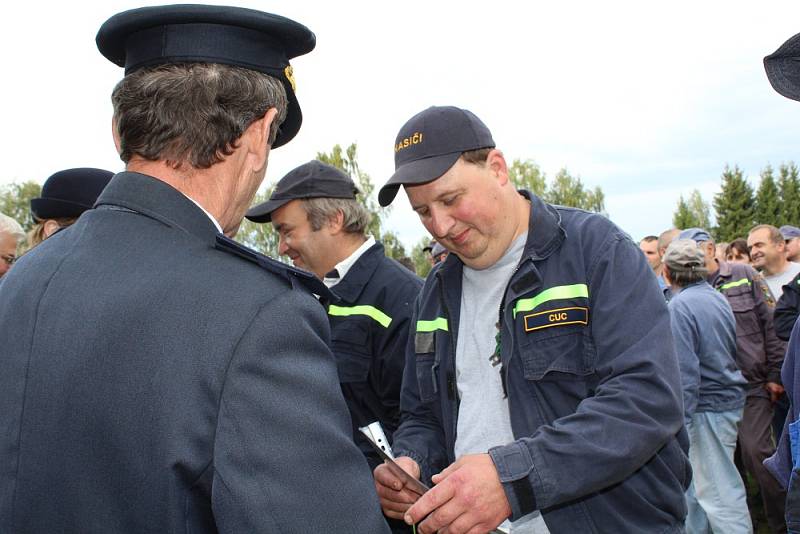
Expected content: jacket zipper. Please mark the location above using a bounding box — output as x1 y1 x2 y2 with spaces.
436 271 460 453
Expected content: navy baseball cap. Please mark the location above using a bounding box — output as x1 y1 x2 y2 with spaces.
765 32 800 102
96 4 316 148
780 225 800 240
31 168 114 220
677 228 713 243
246 160 359 223
378 106 495 207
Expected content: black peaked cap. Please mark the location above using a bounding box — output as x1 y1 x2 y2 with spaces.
96 4 316 148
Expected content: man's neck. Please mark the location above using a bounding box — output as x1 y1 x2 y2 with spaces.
765 259 790 277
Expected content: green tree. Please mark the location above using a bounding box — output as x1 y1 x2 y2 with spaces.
713 165 755 242
410 236 433 278
235 187 281 257
754 165 782 226
778 162 800 226
0 181 41 232
544 168 606 213
508 159 546 197
673 190 710 229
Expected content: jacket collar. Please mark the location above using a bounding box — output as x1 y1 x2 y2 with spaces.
331 241 384 302
94 172 220 245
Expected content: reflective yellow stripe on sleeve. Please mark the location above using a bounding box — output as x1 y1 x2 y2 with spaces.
718 278 751 291
513 284 589 318
416 317 449 332
328 305 392 328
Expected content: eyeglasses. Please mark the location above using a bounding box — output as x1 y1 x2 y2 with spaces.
1 255 16 266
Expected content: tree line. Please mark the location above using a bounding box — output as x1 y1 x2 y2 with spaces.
673 162 800 242
1 144 605 278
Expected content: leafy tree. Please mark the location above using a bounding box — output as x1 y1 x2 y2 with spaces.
0 181 41 232
380 230 406 259
544 168 606 213
673 190 710 230
410 236 433 278
235 187 281 257
508 159 546 197
754 165 781 226
778 162 800 227
713 165 755 242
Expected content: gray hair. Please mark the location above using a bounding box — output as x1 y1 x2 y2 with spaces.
302 197 371 235
0 212 24 243
112 63 288 169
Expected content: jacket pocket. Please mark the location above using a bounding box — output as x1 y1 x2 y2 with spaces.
519 330 596 381
331 323 371 383
414 332 438 403
727 292 761 336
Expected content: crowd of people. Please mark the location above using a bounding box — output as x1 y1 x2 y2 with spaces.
0 4 798 534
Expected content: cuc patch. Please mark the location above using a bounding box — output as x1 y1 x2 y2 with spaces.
523 306 588 332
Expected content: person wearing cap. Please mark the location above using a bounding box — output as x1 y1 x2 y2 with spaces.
663 239 751 533
0 6 389 534
26 167 114 249
677 227 787 531
781 225 800 263
0 212 25 278
748 224 800 302
247 160 422 532
764 34 800 532
430 241 448 266
373 106 688 533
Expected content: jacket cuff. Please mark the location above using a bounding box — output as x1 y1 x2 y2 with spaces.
392 448 433 485
767 371 782 385
489 442 538 520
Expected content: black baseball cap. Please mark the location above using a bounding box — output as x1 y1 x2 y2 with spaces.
378 106 495 207
245 160 359 223
96 4 316 148
31 168 114 220
765 32 800 102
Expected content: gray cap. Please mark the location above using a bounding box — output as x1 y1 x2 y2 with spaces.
664 239 708 273
431 241 447 256
780 224 800 240
677 227 712 243
765 32 800 102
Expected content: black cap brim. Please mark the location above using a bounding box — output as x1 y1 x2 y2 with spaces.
378 152 461 207
245 198 293 223
30 198 94 220
765 33 800 102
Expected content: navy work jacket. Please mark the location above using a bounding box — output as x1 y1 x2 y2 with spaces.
327 242 422 468
393 191 691 533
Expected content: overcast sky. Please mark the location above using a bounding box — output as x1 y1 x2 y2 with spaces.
2 1 800 249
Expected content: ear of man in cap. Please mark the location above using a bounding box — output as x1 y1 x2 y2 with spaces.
96 4 315 148
378 106 495 207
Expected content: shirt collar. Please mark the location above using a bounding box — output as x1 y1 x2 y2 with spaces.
324 235 375 288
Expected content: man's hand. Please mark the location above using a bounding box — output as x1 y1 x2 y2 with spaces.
404 453 511 534
765 382 785 403
374 456 422 520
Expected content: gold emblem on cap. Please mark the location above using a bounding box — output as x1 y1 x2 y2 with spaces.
284 65 297 92
395 132 423 152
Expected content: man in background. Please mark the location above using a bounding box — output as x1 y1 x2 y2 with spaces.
748 224 800 301
0 212 24 278
781 225 800 263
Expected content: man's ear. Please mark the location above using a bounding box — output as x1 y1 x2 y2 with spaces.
43 219 61 238
112 117 122 155
327 209 345 235
243 108 278 172
486 148 509 185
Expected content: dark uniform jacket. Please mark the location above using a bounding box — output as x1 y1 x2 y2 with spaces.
708 261 785 393
328 242 422 468
393 191 690 532
774 271 800 341
0 172 390 534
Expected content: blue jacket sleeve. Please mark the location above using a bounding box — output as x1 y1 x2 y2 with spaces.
490 229 685 512
211 290 390 533
668 299 700 425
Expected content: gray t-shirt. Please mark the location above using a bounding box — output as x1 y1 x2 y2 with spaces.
764 261 800 300
455 232 549 533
